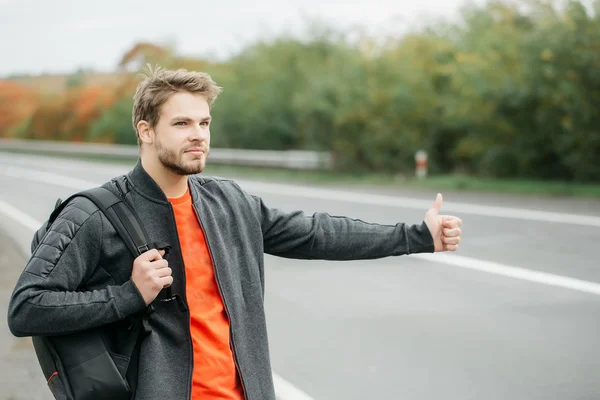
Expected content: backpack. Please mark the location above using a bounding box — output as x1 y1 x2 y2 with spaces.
30 176 155 400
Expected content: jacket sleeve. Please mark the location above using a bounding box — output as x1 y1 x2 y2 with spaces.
248 192 435 260
7 199 147 338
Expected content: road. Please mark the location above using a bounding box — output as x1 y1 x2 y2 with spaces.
1 151 599 400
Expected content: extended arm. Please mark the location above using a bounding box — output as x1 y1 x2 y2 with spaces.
253 195 434 260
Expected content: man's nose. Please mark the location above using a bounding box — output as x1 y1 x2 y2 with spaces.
190 124 208 140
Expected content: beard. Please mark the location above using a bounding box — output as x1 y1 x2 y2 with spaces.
155 137 208 176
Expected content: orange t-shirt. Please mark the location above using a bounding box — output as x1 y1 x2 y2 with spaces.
168 188 244 400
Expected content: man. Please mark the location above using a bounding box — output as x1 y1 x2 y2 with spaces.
7 66 462 400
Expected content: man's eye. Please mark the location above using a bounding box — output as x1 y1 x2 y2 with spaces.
175 121 186 126
200 122 209 126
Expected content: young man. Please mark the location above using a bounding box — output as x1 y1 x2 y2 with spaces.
7 66 462 400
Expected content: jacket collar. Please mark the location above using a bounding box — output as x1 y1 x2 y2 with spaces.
127 158 199 204
127 158 170 203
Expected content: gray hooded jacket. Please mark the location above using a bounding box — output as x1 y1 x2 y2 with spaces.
7 160 435 399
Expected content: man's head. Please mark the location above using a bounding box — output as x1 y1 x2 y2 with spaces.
133 65 222 176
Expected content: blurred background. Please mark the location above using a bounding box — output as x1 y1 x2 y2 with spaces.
2 0 599 189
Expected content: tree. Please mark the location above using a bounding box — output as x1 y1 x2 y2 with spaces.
0 80 38 138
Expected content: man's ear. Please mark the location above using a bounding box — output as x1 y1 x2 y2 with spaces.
137 120 153 144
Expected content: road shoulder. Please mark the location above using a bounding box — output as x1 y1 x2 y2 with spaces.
0 226 50 400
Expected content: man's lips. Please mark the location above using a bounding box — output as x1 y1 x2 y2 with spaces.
185 148 205 155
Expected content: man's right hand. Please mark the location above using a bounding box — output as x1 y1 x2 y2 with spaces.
132 249 173 305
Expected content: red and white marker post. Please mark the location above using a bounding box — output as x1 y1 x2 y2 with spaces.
415 150 428 179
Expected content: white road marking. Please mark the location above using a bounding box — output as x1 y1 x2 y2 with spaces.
2 163 599 227
1 166 94 191
235 180 600 227
0 199 42 232
272 373 316 400
413 253 600 296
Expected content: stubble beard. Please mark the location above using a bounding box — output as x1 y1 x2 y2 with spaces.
155 138 208 176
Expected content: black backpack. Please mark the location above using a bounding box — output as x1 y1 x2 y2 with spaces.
30 176 155 400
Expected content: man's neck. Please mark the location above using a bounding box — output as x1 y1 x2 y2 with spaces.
140 157 189 199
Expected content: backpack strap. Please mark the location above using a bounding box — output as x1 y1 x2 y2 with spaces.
80 188 152 258
75 183 154 373
45 181 152 258
47 179 154 377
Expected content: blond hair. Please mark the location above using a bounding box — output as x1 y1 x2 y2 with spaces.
132 65 222 143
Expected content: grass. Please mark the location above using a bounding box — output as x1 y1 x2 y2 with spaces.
203 164 600 198
2 149 600 198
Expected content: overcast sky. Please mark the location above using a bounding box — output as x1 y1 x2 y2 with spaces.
1 0 489 77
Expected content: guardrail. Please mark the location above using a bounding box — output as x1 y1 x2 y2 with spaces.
0 138 333 170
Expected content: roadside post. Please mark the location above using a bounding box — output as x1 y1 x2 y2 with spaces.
415 150 428 179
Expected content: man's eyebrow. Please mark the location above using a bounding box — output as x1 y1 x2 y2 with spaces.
170 116 212 121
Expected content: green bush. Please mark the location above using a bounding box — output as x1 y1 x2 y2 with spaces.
51 0 600 182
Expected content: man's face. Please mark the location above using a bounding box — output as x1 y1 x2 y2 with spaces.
152 91 211 176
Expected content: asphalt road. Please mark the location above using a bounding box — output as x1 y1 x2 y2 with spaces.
1 152 599 400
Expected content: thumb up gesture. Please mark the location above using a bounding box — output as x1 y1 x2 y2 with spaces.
424 193 462 252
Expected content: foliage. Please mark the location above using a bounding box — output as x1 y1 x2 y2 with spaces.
2 0 600 182
0 80 38 138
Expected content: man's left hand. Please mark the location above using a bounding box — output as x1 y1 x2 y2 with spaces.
424 193 462 252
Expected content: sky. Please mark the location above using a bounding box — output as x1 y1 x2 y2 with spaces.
1 0 488 77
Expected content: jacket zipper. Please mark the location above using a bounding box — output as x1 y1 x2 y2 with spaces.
193 203 248 400
167 202 195 400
